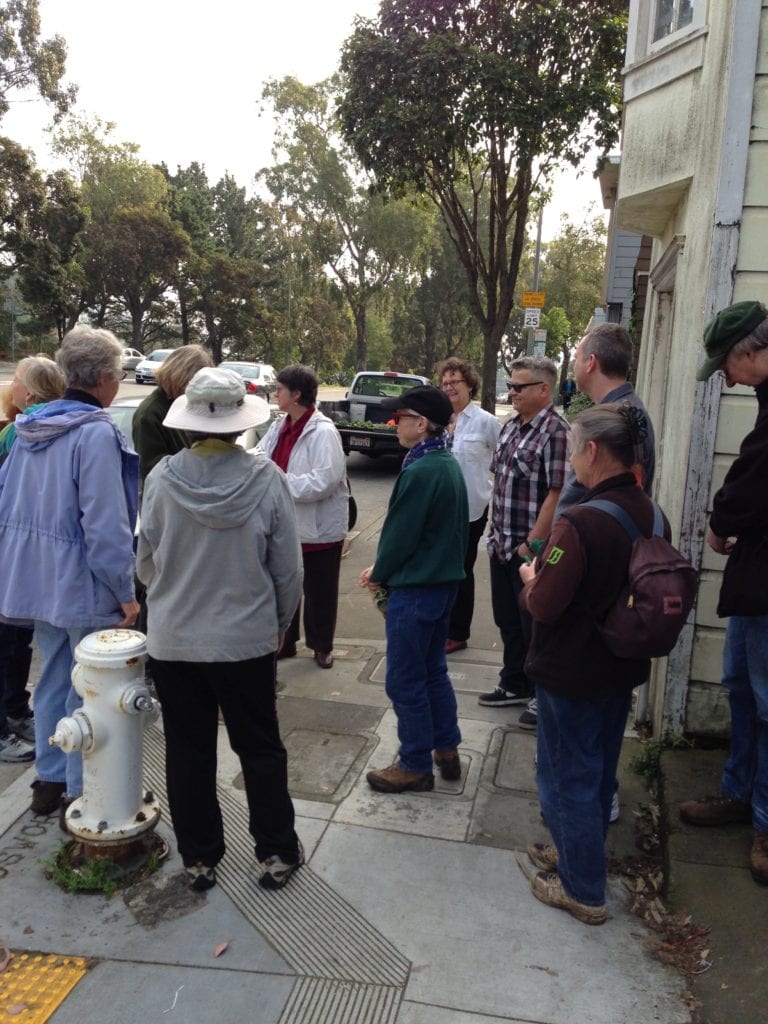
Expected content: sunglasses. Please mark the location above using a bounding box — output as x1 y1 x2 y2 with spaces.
393 412 422 423
507 381 543 393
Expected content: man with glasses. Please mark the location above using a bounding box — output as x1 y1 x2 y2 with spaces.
678 300 768 886
479 357 568 712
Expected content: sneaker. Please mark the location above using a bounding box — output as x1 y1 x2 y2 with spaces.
30 779 66 814
527 842 559 871
366 762 435 793
434 748 461 781
0 732 35 764
185 863 217 892
750 832 768 886
8 714 35 744
610 790 620 824
478 685 532 707
678 794 752 827
258 840 304 890
530 871 607 926
517 698 538 731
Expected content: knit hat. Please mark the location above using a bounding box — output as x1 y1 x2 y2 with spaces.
697 300 768 381
163 367 270 433
381 384 453 427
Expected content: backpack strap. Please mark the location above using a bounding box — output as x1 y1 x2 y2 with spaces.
581 498 663 541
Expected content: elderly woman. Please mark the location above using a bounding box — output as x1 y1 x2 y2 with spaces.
438 356 501 653
518 404 667 925
0 357 66 765
258 365 348 669
360 385 468 793
0 326 139 817
132 344 213 489
138 368 304 891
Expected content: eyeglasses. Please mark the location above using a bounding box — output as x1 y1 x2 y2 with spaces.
118 371 127 381
393 412 422 423
441 378 465 390
507 381 543 393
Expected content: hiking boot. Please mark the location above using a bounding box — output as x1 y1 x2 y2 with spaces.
434 748 461 781
750 833 768 886
478 685 532 707
678 794 752 827
185 862 217 892
0 732 35 764
30 779 66 814
527 842 559 871
366 762 434 793
258 840 304 890
530 871 607 926
59 796 77 834
517 698 538 731
8 714 35 744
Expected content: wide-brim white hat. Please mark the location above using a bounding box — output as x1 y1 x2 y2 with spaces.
163 367 271 433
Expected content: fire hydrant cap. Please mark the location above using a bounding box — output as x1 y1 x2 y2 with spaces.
74 629 147 669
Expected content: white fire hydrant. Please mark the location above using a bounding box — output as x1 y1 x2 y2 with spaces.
50 629 161 850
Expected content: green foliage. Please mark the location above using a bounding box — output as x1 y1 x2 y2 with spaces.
0 0 76 121
339 0 627 408
539 213 606 340
630 734 693 791
564 391 594 421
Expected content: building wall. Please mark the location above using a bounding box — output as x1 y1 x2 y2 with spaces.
617 1 767 736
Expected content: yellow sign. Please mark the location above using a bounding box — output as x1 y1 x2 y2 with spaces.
521 291 545 308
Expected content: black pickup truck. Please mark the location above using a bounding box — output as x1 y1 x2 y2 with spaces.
319 371 429 456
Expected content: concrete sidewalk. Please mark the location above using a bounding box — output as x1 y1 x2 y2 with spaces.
0 639 692 1024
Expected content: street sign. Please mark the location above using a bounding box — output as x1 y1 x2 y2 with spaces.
533 329 547 344
521 291 545 308
533 341 547 358
523 308 541 327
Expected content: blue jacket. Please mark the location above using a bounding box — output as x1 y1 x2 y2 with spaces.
0 399 138 629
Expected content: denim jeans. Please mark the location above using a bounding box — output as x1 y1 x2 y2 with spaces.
385 585 461 773
489 553 532 692
720 615 768 833
0 623 33 734
33 621 90 797
536 686 632 906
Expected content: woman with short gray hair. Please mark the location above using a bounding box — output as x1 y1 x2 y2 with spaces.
0 324 139 820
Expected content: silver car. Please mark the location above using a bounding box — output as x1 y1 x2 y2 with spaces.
134 348 175 385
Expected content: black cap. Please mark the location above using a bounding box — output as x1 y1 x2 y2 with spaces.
381 384 453 427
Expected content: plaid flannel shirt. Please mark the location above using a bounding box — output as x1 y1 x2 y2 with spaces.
487 404 570 562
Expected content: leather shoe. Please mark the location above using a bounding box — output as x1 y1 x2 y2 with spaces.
750 832 768 885
444 639 467 654
277 644 297 661
434 747 461 781
314 651 334 669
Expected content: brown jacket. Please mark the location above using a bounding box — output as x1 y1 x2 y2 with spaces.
520 473 668 700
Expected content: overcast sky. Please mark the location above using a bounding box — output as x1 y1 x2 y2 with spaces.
4 0 604 241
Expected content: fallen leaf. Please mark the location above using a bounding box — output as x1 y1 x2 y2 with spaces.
0 947 12 972
213 942 229 958
23 927 33 935
7 1005 27 1016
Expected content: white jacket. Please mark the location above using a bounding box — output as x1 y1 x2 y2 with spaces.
258 409 348 544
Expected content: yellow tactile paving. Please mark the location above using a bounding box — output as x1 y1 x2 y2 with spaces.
0 950 89 1023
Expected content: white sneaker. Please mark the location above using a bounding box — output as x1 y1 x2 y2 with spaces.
0 732 35 763
610 790 620 823
8 714 34 744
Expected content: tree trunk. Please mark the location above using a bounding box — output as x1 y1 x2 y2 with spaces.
354 305 367 371
480 321 506 412
423 320 438 379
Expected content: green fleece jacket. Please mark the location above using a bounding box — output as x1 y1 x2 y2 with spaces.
132 387 191 488
372 449 468 587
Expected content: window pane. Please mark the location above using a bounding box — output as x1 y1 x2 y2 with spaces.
678 0 694 30
653 0 675 41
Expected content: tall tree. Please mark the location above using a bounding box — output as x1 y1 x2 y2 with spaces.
0 0 75 121
338 0 626 408
261 75 431 370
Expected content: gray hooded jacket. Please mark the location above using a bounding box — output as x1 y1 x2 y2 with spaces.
137 444 302 662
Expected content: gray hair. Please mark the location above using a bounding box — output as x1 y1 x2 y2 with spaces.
729 316 768 360
571 403 644 469
57 325 123 389
15 356 65 405
509 355 557 390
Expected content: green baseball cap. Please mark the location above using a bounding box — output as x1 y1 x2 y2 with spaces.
697 300 768 381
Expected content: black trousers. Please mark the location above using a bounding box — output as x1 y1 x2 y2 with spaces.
152 654 299 868
448 508 488 642
287 545 343 654
489 553 533 693
0 623 33 731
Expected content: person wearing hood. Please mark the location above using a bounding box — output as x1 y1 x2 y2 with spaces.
0 326 139 818
137 367 304 893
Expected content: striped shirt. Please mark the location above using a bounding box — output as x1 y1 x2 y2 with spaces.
487 404 570 562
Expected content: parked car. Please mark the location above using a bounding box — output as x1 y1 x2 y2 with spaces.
107 397 277 452
219 361 277 400
318 370 429 457
121 348 143 371
134 348 175 385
